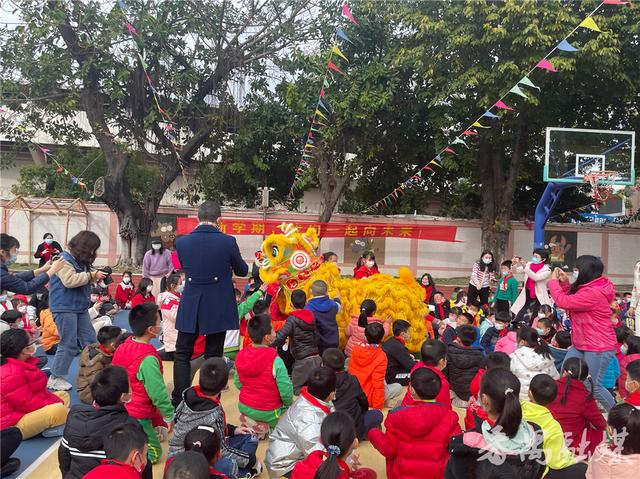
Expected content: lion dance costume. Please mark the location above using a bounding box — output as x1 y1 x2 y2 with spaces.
257 223 429 351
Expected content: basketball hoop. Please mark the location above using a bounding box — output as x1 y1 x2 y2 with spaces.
583 170 618 207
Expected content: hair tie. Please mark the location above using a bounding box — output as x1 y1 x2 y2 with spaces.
327 445 341 456
197 425 214 433
504 388 514 396
192 441 202 447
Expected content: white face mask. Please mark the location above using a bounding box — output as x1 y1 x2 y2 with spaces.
17 306 27 314
122 277 131 284
495 323 507 331
151 243 161 251
90 295 99 303
23 344 36 357
146 285 153 293
365 260 375 268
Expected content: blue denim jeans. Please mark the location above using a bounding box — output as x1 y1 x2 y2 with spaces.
215 433 259 479
563 347 616 411
51 311 96 377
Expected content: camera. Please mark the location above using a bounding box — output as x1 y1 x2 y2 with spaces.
99 266 114 285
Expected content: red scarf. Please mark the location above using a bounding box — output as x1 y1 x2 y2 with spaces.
499 273 513 291
437 303 445 319
395 335 405 345
526 263 545 298
498 328 509 338
299 387 331 415
98 345 114 356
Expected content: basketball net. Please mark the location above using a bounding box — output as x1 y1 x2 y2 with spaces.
583 170 617 208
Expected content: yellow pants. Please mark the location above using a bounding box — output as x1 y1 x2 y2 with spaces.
15 391 69 439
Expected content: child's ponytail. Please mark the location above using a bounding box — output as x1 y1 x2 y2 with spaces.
517 326 552 359
480 369 523 438
314 412 357 479
183 425 221 464
561 358 593 405
358 299 376 328
608 403 640 455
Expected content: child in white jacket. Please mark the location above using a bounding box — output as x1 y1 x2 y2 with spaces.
157 272 183 359
510 326 559 401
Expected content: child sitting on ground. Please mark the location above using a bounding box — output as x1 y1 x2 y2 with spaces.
291 412 377 479
401 339 451 408
345 300 390 357
169 358 260 478
494 322 519 355
550 330 572 374
447 325 485 407
167 426 228 479
624 359 640 406
464 351 511 431
322 348 383 440
306 280 341 354
349 323 400 409
480 311 511 353
164 451 210 479
0 310 21 335
60 365 152 479
369 368 461 479
618 335 640 397
88 288 114 333
510 326 559 401
112 303 174 464
437 306 461 341
156 272 182 360
444 312 481 347
547 358 606 456
130 278 155 308
536 317 556 343
235 314 293 434
76 325 123 404
521 374 586 478
115 271 135 309
382 320 416 387
270 289 321 395
82 423 148 479
478 306 497 340
265 367 336 478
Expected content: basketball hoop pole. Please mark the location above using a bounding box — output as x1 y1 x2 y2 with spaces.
533 182 574 248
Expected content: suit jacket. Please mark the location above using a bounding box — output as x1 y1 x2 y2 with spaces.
176 224 248 334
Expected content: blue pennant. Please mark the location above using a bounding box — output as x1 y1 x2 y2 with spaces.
557 39 579 52
336 27 353 44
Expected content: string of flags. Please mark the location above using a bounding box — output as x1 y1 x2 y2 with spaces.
288 3 358 198
362 0 629 213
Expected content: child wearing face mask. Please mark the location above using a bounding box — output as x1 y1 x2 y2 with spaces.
156 273 183 360
535 317 556 344
0 290 12 315
491 260 519 314
131 278 156 309
88 287 114 334
76 325 123 404
617 335 640 398
353 252 379 280
624 359 640 406
82 423 149 479
481 311 511 353
112 303 174 464
116 271 135 309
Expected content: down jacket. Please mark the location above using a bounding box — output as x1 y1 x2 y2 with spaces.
271 310 319 361
265 388 333 479
291 450 351 479
345 315 389 357
0 356 65 428
369 402 462 479
76 343 113 404
157 291 180 353
510 346 560 401
586 442 640 479
333 371 369 439
548 277 617 352
348 343 387 409
446 343 485 401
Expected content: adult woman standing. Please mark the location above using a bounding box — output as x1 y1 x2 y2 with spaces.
0 234 64 295
511 248 553 325
467 251 496 307
47 231 107 391
142 237 172 297
33 233 62 267
548 255 617 412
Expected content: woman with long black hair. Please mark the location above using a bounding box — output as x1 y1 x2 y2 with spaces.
467 251 496 307
548 255 617 412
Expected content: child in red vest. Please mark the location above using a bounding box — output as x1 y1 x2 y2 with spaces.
235 314 293 431
115 271 135 309
369 368 461 479
401 339 451 408
130 278 155 309
464 351 511 431
112 303 174 464
83 423 148 479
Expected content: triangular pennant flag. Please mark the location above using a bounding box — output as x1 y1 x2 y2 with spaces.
434 155 442 162
536 58 557 72
482 111 500 119
126 23 138 37
443 147 458 155
603 0 628 3
310 126 321 132
323 78 330 88
306 139 314 145
312 119 327 127
579 17 602 33
336 26 353 44
39 147 50 154
452 138 469 148
320 88 325 98
331 45 349 62
423 166 434 172
495 100 514 111
56 166 64 173
304 144 315 150
308 132 313 139
519 76 540 90
318 99 331 113
428 159 439 167
341 3 358 25
557 39 579 52
471 121 490 129
462 130 478 136
303 153 315 159
315 109 328 121
509 85 528 99
327 62 344 75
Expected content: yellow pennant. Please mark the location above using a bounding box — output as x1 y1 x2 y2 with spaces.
315 109 328 121
579 17 602 33
472 121 490 129
331 45 349 62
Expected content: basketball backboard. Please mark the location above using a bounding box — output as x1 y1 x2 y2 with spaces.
544 127 635 185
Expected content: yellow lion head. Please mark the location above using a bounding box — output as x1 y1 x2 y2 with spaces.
258 223 320 285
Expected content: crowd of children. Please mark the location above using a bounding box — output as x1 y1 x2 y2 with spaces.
2 242 640 479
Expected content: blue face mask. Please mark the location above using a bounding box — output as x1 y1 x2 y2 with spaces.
572 270 579 281
177 284 184 293
536 328 545 336
482 257 492 265
531 256 542 264
0 295 6 303
5 253 17 266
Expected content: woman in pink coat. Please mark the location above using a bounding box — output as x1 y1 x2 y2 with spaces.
548 255 617 412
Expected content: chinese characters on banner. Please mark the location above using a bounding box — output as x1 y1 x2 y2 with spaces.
176 217 458 242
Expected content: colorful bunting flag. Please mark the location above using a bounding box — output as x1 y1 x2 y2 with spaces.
452 138 469 148
320 89 325 98
495 100 514 111
519 76 540 90
463 130 478 135
579 17 602 32
508 85 528 99
318 99 331 113
336 26 353 44
536 58 557 72
126 22 138 37
331 45 349 62
443 147 458 155
557 39 579 52
315 109 328 121
434 155 442 162
482 111 500 119
471 121 490 129
342 3 358 25
327 62 344 75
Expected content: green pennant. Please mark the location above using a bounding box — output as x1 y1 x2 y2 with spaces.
519 76 540 90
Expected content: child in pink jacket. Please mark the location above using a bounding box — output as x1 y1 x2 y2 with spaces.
344 300 390 357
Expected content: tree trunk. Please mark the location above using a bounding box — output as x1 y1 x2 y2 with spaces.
314 147 353 225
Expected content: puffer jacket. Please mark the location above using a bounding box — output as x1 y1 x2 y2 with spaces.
235 345 283 411
548 277 617 352
494 331 517 355
446 343 485 401
76 343 113 404
345 315 389 357
157 291 180 353
348 343 387 409
0 357 65 428
369 402 462 479
510 346 560 401
271 310 318 360
265 388 333 479
40 308 60 352
586 442 640 479
306 296 340 352
333 371 369 439
402 363 451 408
58 403 143 479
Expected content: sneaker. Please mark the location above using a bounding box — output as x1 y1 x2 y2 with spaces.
0 458 20 477
244 462 263 478
47 375 72 391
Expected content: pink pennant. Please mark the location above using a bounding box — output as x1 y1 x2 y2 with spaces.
536 58 557 72
320 89 325 98
422 166 433 172
308 132 313 139
603 0 627 4
126 22 138 37
443 147 458 156
463 130 478 136
341 4 358 25
39 147 50 154
327 62 344 75
495 100 514 111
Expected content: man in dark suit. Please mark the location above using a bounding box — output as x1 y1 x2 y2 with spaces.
172 201 248 405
